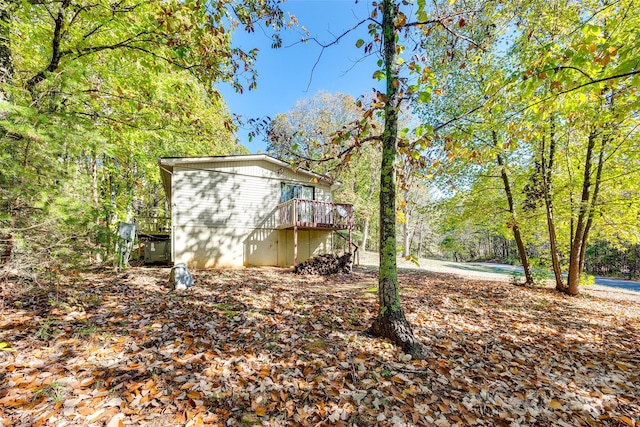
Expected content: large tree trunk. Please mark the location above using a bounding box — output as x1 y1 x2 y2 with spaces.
494 132 534 285
578 132 606 279
567 130 598 295
366 0 423 359
540 122 565 292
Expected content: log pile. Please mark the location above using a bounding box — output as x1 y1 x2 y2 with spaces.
294 253 352 275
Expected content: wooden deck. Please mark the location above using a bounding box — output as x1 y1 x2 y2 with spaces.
277 199 354 267
136 216 171 236
277 199 353 230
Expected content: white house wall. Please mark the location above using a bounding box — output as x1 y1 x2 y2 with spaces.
278 230 333 266
170 159 333 268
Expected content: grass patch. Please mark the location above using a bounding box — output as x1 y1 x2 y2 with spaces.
212 303 240 317
304 338 329 353
33 382 68 403
365 286 378 295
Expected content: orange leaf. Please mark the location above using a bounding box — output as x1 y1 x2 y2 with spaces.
259 366 271 378
173 411 187 423
615 361 631 371
255 407 267 417
615 415 635 426
78 407 94 416
547 400 563 409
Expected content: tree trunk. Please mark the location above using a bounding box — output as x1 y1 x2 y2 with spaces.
26 0 71 98
402 191 410 257
416 221 424 259
361 216 370 252
0 0 13 263
0 0 13 94
578 132 606 279
360 168 376 252
366 0 423 359
494 132 534 285
540 123 564 291
567 130 598 295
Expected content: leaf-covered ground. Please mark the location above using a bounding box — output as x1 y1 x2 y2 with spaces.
1 266 639 427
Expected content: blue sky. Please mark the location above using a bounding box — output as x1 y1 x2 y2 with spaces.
218 0 383 153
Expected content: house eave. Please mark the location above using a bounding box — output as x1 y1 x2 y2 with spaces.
158 154 337 194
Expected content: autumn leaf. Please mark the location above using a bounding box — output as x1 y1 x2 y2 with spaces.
547 400 564 409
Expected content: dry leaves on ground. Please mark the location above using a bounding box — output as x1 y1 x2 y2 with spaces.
0 266 639 426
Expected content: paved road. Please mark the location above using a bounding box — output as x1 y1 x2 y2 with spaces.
470 262 640 292
358 252 640 294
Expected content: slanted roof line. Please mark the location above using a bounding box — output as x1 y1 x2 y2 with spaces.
158 154 334 185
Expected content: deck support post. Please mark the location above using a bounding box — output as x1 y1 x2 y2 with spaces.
294 225 298 267
293 199 298 267
348 219 353 266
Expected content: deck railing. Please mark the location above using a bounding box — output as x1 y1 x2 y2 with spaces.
277 199 353 230
136 216 171 235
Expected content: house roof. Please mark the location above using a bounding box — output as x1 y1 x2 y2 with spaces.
158 154 339 202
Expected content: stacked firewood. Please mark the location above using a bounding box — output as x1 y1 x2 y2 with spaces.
294 253 352 275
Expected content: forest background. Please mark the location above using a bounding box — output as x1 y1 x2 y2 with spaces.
1 0 639 288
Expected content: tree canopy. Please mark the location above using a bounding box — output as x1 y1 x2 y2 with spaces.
1 0 286 267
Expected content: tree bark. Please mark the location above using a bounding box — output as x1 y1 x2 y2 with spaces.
366 0 423 359
578 132 606 278
567 130 598 295
494 132 534 285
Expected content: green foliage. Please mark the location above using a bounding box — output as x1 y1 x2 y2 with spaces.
1 0 286 271
0 342 16 352
529 258 554 286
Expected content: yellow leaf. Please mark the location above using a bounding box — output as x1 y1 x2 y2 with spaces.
255 407 267 417
187 391 201 399
615 361 632 371
548 400 563 409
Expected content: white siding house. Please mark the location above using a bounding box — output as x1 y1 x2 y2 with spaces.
159 155 353 268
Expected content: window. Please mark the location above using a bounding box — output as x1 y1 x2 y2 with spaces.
280 183 315 202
